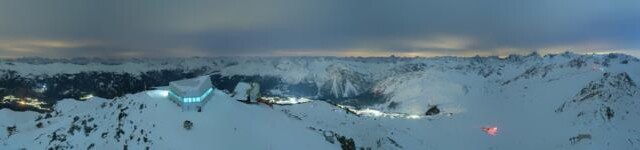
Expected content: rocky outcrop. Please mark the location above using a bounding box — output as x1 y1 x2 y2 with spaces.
319 64 370 100
556 72 639 123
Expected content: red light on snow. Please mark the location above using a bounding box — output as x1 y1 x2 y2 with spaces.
482 126 498 136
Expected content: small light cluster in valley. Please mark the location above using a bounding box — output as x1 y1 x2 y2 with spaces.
0 53 639 149
1 95 50 112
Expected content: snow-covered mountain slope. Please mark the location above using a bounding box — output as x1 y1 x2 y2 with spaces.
1 52 639 149
2 84 638 149
2 53 638 108
0 90 342 149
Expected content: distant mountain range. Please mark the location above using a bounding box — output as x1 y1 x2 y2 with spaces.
1 52 639 149
1 52 638 113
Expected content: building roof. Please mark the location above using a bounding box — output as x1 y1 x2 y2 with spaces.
232 82 251 99
170 76 211 91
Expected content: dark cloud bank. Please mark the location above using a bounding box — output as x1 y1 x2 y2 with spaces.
0 0 639 58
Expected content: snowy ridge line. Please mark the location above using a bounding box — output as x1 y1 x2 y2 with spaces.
1 52 640 149
335 104 423 119
1 52 636 77
260 96 313 105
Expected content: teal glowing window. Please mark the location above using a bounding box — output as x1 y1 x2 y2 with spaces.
170 88 213 103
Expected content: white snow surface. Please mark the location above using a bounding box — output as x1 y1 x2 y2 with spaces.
1 53 640 149
231 82 251 100
169 76 211 91
1 90 340 149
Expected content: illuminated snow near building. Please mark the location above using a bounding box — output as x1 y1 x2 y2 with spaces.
146 90 169 99
0 53 639 149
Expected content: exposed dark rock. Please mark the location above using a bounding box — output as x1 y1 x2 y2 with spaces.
336 134 356 150
604 107 614 121
67 124 81 135
115 128 125 142
570 134 591 144
621 60 629 64
6 125 17 137
87 143 95 150
568 58 587 68
44 113 53 119
425 105 440 116
183 120 193 130
319 64 370 100
557 72 638 123
83 123 95 136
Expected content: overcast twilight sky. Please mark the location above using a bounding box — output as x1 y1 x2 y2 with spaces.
0 0 639 58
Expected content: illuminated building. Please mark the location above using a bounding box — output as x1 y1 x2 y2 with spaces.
168 76 214 111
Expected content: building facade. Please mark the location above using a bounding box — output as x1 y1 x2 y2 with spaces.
233 82 260 102
168 76 214 111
